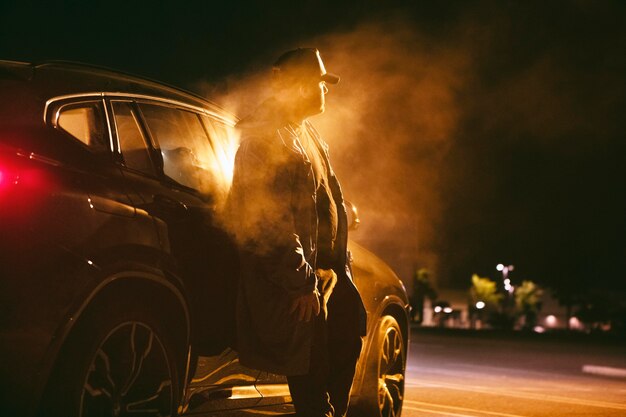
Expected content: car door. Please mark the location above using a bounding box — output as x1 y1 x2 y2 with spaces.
107 97 262 413
199 115 295 414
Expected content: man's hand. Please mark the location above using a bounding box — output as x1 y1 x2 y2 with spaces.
290 290 321 322
316 268 337 295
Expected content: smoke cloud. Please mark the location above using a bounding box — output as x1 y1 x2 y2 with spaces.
197 2 626 291
196 18 469 286
310 20 470 284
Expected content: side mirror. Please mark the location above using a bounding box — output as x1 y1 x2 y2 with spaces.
345 201 360 231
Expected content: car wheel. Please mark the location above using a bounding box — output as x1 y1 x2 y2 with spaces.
41 304 181 417
358 315 406 417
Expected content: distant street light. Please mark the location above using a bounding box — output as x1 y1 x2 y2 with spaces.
496 263 515 294
496 263 514 278
475 301 486 310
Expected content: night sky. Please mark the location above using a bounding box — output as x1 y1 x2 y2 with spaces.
1 1 625 295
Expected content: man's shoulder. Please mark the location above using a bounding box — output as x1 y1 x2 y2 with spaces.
237 99 285 133
237 133 275 161
238 121 277 143
237 106 283 150
236 125 291 167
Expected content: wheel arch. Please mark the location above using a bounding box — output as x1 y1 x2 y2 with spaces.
350 297 410 410
366 296 410 366
38 263 192 416
75 268 191 345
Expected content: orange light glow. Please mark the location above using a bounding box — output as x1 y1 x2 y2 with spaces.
185 118 239 203
209 125 238 193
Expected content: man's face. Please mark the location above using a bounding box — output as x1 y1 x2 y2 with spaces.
299 79 328 118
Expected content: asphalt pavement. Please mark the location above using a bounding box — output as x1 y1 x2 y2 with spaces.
402 327 626 417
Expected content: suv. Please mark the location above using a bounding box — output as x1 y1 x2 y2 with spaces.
0 60 409 417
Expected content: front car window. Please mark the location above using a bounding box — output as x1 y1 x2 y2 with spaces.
200 115 238 190
57 101 108 152
139 103 222 194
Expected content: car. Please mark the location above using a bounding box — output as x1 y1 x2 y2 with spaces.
0 60 410 417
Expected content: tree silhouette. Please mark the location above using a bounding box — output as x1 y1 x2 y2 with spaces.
469 274 507 328
514 280 543 330
410 268 437 323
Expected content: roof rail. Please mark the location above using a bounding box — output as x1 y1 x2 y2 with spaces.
33 60 230 114
0 59 32 66
0 59 35 80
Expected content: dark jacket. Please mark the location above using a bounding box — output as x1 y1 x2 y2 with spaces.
226 99 366 375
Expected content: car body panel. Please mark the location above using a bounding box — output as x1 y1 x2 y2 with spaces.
346 240 411 403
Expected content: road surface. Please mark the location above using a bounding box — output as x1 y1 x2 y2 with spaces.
402 328 626 417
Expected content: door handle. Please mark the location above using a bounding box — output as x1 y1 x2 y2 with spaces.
153 194 188 213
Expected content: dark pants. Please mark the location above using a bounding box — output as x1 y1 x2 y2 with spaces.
287 283 363 417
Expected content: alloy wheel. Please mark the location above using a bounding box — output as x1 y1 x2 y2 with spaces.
377 325 405 417
79 321 174 417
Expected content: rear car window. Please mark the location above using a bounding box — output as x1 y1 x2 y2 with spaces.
57 101 108 151
139 103 221 194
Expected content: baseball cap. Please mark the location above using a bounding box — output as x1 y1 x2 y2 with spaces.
273 48 340 84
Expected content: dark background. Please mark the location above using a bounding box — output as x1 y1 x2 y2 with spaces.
1 1 625 301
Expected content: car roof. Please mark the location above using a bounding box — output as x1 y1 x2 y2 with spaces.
0 59 236 122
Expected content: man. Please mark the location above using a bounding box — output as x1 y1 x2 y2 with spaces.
227 48 367 417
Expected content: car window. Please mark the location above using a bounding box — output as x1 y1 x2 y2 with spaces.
112 101 155 175
57 101 108 152
139 104 221 193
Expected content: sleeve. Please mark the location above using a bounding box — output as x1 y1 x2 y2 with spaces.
229 136 317 296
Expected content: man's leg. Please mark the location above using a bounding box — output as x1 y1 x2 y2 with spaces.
327 334 362 416
287 313 334 417
326 285 364 417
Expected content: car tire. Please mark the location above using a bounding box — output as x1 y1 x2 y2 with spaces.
40 301 181 417
356 315 406 417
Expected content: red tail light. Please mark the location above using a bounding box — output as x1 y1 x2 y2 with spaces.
0 161 21 191
0 168 17 188
0 152 50 189
0 154 50 221
0 166 11 189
